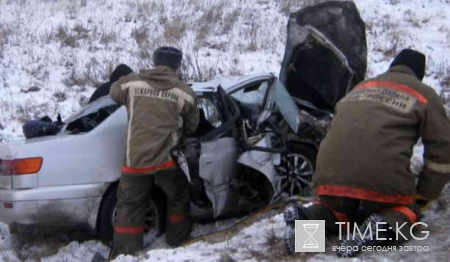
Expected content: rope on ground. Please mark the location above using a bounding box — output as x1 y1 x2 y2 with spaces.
181 196 313 246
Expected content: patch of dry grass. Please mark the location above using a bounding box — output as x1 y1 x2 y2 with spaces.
73 23 90 39
63 58 105 88
437 63 450 90
431 60 450 89
222 9 241 35
182 51 215 82
278 0 342 14
99 30 117 44
55 25 78 48
53 91 67 102
131 24 153 59
0 25 13 58
131 26 149 46
15 102 54 124
163 16 187 44
63 68 91 87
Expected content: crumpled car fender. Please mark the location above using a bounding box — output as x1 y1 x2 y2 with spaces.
237 135 282 201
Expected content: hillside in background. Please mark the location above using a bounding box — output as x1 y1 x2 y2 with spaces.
0 0 449 261
1 0 449 141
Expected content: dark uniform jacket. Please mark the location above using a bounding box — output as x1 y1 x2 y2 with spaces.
89 64 133 103
110 66 199 175
314 65 450 204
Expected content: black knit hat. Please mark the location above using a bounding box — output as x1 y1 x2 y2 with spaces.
390 49 426 81
110 64 133 83
153 47 183 69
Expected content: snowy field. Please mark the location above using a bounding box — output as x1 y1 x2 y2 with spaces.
0 0 450 261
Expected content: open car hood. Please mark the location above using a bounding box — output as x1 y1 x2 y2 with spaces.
279 1 367 112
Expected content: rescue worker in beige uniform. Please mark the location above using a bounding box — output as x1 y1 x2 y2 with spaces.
108 47 199 259
284 49 450 257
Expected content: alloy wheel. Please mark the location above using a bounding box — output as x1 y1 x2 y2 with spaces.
277 152 314 196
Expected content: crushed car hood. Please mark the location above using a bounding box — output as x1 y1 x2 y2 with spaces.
279 1 367 112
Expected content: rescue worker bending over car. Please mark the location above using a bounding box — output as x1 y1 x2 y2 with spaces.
284 49 450 257
88 64 133 104
108 47 199 259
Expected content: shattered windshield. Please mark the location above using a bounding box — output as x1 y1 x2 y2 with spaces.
63 96 118 124
230 81 269 106
272 80 302 133
61 96 121 134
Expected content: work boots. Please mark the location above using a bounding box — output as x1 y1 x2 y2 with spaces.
284 202 308 254
336 213 391 257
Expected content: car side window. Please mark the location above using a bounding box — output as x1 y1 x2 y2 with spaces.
198 97 222 128
230 81 269 107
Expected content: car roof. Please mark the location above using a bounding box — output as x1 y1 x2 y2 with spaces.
191 72 274 93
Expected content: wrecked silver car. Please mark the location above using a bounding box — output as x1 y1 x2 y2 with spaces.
0 73 330 242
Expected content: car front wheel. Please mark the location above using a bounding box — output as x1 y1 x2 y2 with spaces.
276 144 317 197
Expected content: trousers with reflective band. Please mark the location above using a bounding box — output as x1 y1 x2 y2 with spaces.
121 160 176 174
112 167 191 256
114 226 145 234
168 214 189 222
302 196 421 240
317 185 415 205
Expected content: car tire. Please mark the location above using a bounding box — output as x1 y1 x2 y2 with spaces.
277 143 317 197
96 183 166 245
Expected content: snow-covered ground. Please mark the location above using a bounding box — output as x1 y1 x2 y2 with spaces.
0 0 449 261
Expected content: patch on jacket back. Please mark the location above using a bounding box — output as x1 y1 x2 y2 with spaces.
135 87 180 103
342 86 418 113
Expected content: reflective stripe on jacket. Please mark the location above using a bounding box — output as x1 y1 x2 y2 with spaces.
314 65 450 203
110 66 199 174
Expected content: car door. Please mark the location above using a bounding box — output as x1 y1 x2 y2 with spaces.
232 79 286 201
196 78 282 217
198 86 241 219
